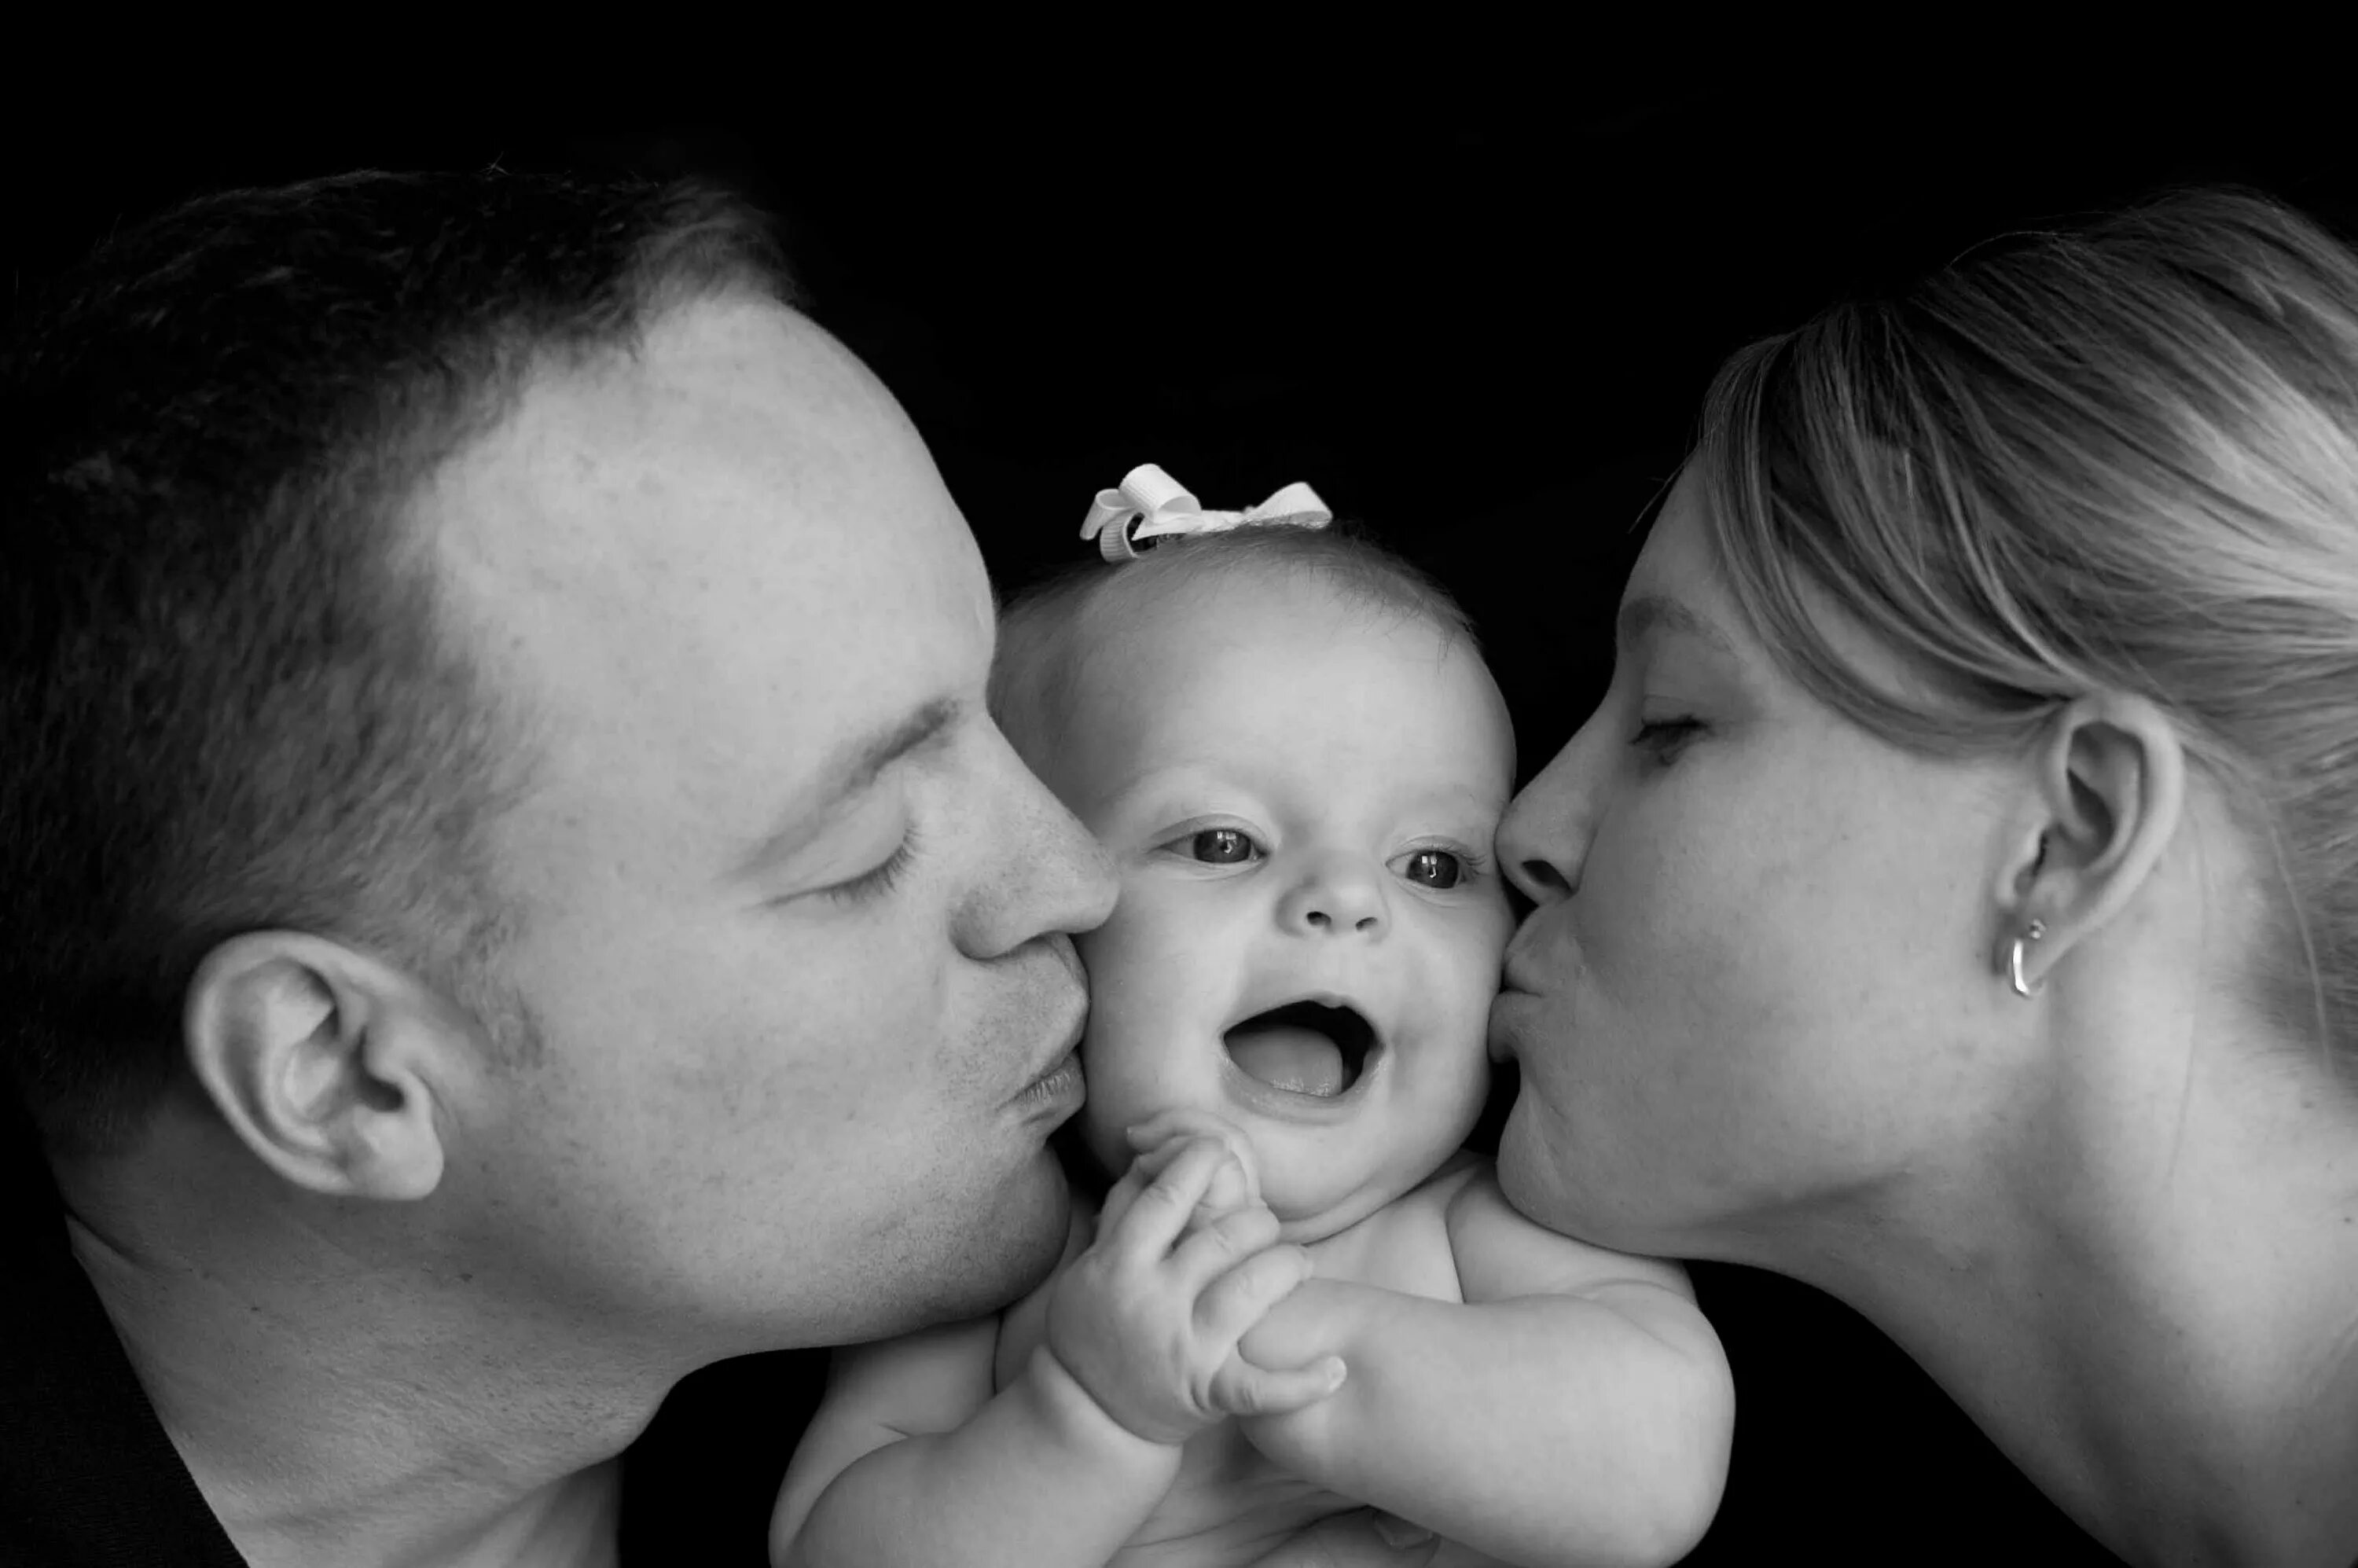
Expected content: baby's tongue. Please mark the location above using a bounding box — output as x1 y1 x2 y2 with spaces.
1226 1023 1346 1098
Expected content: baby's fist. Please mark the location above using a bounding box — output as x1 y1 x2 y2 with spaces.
1047 1137 1341 1445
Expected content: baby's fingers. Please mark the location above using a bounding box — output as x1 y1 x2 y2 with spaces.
1126 1107 1250 1154
1191 1234 1313 1345
1187 1158 1258 1231
1127 1111 1260 1203
1107 1138 1230 1261
1122 1135 1198 1190
1094 1158 1151 1237
1208 1347 1347 1419
1172 1201 1282 1294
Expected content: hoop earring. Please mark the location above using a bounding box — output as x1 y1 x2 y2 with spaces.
2007 919 2048 999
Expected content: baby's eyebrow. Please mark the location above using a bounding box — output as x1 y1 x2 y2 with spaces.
1617 593 1735 657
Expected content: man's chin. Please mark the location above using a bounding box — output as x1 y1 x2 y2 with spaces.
891 1149 1073 1331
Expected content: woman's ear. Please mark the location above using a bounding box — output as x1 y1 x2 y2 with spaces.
1993 693 2188 992
183 932 465 1200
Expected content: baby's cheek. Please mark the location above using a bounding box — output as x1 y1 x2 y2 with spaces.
1073 898 1197 1164
1074 898 1185 1041
1438 900 1515 1030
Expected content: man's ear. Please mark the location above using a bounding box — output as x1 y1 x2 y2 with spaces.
184 932 465 1200
1992 693 2188 992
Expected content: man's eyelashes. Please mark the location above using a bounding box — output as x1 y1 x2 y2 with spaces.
824 829 921 904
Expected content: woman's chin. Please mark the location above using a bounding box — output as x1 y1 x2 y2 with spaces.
1497 1099 1652 1250
1495 1104 1577 1231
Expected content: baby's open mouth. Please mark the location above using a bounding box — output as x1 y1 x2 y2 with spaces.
1224 1001 1377 1099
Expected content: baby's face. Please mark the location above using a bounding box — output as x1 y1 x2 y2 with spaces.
1050 571 1516 1242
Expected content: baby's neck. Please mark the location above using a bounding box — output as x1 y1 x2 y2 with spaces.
1287 1151 1486 1302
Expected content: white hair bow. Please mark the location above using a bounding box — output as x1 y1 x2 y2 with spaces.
1079 463 1331 563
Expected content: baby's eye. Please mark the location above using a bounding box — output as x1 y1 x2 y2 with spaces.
1397 848 1465 889
1187 828 1262 865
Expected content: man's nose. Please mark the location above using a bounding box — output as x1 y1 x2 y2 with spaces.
1276 853 1388 938
955 729 1118 960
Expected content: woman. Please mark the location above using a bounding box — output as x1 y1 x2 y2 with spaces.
1490 187 2358 1566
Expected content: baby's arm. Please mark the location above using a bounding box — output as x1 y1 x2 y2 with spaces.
1235 1173 1733 1568
770 1138 1345 1568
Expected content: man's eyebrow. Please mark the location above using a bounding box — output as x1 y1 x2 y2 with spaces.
740 696 962 873
1616 593 1735 656
833 696 963 797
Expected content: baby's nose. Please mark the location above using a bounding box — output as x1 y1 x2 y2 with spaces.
1277 858 1387 937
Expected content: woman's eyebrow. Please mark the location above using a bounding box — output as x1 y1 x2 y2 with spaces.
1616 593 1735 657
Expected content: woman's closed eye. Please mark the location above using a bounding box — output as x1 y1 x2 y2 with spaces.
1632 714 1705 765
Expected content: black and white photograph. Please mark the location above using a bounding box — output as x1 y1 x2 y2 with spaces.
5 75 2352 1566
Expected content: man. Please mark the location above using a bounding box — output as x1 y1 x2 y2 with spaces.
2 167 1465 1568
0 168 1121 1566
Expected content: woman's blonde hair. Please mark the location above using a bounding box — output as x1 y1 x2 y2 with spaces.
1695 187 2358 1067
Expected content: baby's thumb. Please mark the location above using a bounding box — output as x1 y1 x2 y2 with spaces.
1210 1352 1346 1419
1196 1157 1250 1220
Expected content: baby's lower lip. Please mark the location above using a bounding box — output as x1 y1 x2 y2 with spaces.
1218 1045 1385 1125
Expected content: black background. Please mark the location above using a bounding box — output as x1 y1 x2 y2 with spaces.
13 72 2343 1564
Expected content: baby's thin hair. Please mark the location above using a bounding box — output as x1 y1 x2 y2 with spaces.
990 523 1478 766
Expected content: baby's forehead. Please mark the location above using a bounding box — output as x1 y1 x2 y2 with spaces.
1081 572 1449 706
1067 575 1512 808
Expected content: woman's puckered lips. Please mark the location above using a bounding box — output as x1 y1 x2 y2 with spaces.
1498 927 1556 997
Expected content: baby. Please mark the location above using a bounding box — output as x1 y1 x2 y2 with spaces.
772 468 1733 1567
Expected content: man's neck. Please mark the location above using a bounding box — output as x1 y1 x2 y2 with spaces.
56 1109 671 1568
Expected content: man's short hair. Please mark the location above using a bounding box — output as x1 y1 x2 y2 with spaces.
1 169 798 1155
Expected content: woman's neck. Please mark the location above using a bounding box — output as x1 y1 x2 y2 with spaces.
1801 1016 2358 1566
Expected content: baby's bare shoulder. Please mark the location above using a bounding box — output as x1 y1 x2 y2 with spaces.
1309 1152 1489 1300
1388 1148 1489 1233
1442 1165 1695 1306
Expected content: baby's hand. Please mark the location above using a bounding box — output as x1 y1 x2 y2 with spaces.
1123 1108 1262 1228
1045 1137 1346 1445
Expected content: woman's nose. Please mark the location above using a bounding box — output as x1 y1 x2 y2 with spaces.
1276 855 1388 938
1498 734 1594 908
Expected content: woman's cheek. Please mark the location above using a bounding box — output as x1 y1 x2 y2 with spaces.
1566 817 1684 1005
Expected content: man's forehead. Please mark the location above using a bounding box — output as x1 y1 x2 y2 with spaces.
428 296 985 625
435 299 924 561
417 293 988 811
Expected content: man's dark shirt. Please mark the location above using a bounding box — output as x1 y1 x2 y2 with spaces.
1 1111 246 1567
